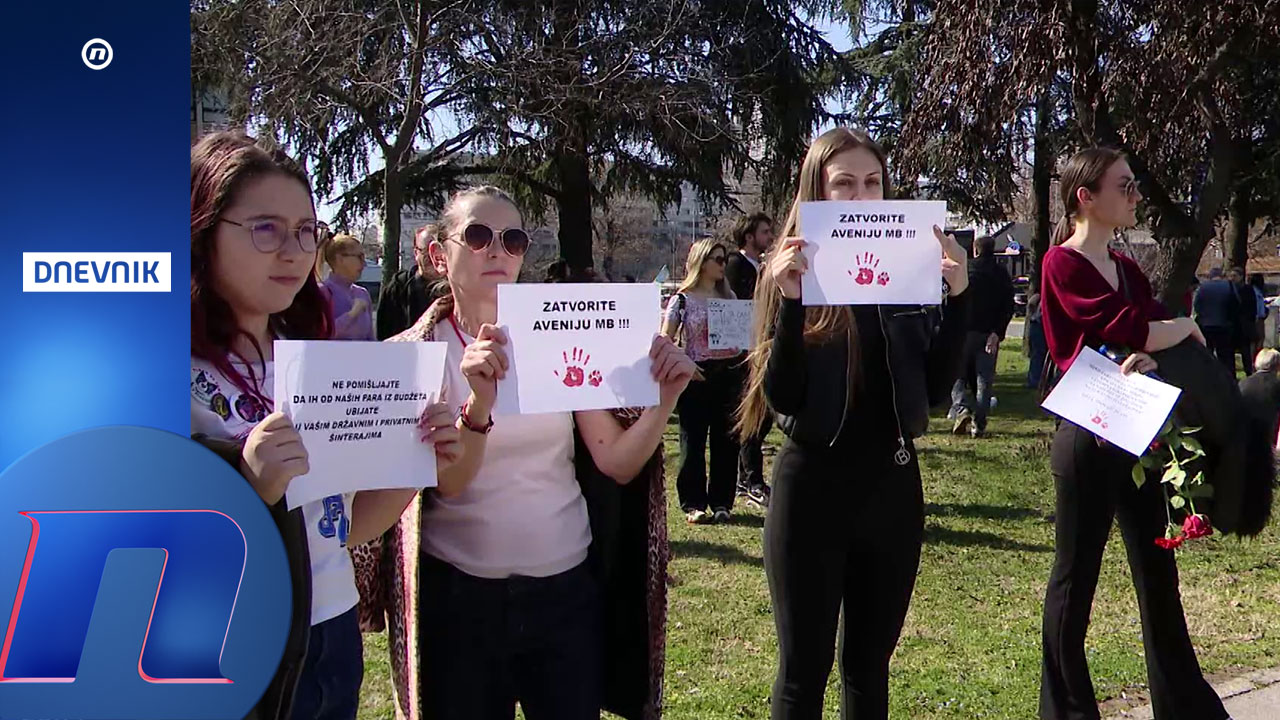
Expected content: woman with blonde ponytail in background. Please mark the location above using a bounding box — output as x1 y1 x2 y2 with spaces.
738 127 971 720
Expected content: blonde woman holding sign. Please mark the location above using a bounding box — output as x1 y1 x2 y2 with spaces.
661 238 747 524
357 185 695 720
737 127 970 720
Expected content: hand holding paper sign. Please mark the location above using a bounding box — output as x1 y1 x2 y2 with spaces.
240 410 310 505
935 225 969 296
770 237 809 299
417 402 464 470
459 324 508 417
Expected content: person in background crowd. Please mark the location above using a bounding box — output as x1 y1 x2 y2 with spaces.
1240 348 1280 448
1026 292 1049 388
322 234 375 341
1193 266 1240 373
1249 273 1268 358
1229 266 1257 375
1039 147 1223 720
950 235 1014 438
376 224 449 340
663 238 746 524
360 185 695 720
738 127 970 720
188 131 462 720
726 211 776 507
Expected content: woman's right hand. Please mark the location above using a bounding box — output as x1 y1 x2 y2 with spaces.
460 324 508 415
240 411 309 505
770 237 808 300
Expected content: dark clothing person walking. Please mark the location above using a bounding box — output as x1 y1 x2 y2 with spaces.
1039 148 1225 720
949 236 1014 437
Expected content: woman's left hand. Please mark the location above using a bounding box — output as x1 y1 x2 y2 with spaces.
936 225 969 297
650 335 698 407
418 402 464 471
1120 352 1158 375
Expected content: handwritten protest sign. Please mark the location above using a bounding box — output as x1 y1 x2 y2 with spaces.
799 200 947 306
497 283 660 414
274 340 447 509
1041 346 1182 456
707 299 753 351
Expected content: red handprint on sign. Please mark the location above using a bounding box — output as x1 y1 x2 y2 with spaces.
848 253 887 286
555 348 592 387
1090 410 1109 430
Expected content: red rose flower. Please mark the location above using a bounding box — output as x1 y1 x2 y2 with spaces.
1154 536 1184 550
1182 514 1213 540
1149 439 1163 452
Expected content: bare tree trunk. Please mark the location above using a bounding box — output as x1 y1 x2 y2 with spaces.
1225 190 1253 272
555 151 594 271
1149 236 1207 311
381 168 403 287
1031 88 1053 293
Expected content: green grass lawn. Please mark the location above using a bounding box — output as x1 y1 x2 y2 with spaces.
358 342 1280 719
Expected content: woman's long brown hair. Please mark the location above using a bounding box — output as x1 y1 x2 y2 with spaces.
1051 147 1126 246
735 128 892 440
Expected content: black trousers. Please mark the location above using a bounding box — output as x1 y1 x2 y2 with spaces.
764 438 924 720
1201 326 1237 375
677 357 745 512
738 414 774 490
289 607 363 720
419 556 603 720
1040 422 1227 720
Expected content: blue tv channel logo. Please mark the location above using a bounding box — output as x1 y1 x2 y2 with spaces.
0 426 291 719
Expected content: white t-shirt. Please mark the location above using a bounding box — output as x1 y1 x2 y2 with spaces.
190 356 359 626
422 317 591 579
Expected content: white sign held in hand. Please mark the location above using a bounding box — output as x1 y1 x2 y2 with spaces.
274 340 448 509
799 200 947 306
1041 346 1182 456
707 299 753 351
497 283 660 414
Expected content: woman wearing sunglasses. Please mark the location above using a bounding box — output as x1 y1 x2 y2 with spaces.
1039 149 1223 720
359 185 696 720
661 238 746 524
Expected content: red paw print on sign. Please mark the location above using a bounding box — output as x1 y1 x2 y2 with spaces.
848 253 887 286
555 348 595 388
1090 410 1109 430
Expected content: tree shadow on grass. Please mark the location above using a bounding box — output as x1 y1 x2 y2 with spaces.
923 523 1053 553
670 539 764 568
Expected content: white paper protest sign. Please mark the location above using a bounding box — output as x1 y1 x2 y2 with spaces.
497 283 660 414
1041 346 1182 456
707 299 753 351
799 200 947 306
274 340 448 509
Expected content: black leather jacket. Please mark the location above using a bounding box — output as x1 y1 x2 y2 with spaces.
764 292 970 454
193 434 312 720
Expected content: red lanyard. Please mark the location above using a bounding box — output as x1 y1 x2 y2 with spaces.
447 313 469 346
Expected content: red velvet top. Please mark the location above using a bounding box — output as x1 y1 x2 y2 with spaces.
1040 245 1170 372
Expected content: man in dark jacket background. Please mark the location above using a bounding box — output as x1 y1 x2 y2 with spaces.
376 224 449 340
950 235 1014 438
1193 267 1242 374
725 212 774 506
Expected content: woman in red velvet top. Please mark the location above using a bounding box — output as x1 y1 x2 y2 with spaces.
1038 148 1226 720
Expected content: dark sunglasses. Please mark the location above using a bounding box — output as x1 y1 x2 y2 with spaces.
220 217 319 254
707 255 727 265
